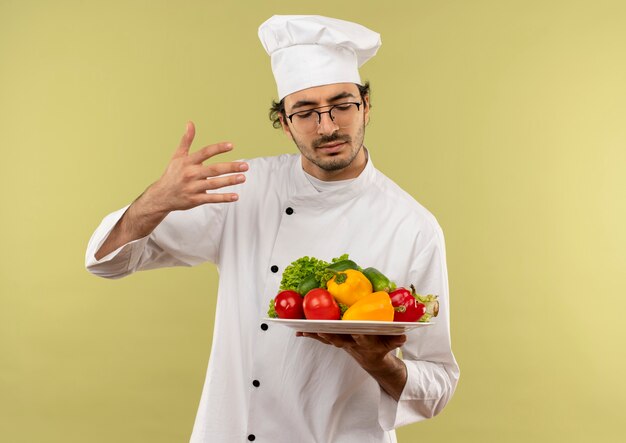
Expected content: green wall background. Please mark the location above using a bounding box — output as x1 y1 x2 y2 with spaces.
1 1 625 441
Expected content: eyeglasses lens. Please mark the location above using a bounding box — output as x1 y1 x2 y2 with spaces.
292 103 359 134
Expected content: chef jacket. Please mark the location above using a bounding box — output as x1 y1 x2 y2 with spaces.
85 152 459 443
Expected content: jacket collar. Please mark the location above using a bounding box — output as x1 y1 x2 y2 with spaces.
289 148 376 207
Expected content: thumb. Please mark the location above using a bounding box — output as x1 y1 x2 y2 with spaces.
173 121 195 158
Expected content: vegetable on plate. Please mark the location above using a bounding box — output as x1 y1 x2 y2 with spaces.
303 288 341 320
361 267 396 293
267 254 439 323
342 291 394 321
273 290 305 319
326 269 373 306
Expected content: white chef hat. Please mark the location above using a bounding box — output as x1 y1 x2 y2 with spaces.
258 15 381 100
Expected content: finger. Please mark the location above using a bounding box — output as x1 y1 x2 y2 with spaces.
351 333 405 350
189 142 234 164
196 161 249 179
174 121 195 158
190 173 246 193
299 332 333 346
318 333 354 348
351 334 374 347
191 192 239 205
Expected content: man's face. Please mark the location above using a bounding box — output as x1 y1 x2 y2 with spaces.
280 83 370 180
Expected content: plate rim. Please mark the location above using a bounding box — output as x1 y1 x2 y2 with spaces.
263 318 433 327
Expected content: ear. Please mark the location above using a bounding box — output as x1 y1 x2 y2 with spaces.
279 114 293 139
363 94 371 126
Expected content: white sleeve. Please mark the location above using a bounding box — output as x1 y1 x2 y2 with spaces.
377 226 460 430
85 202 229 279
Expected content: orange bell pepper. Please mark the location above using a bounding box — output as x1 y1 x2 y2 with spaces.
342 291 394 321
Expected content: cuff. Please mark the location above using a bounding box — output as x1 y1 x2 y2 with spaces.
377 360 448 430
85 205 149 278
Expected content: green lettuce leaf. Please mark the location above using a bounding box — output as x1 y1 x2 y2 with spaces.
267 298 278 318
280 254 351 291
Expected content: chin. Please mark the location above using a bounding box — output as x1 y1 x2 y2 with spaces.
316 157 353 172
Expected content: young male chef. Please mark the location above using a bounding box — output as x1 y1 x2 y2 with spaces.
86 15 459 443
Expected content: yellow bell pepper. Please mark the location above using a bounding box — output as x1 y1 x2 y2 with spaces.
342 291 394 321
326 269 373 306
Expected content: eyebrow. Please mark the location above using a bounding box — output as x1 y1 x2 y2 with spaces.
289 91 357 112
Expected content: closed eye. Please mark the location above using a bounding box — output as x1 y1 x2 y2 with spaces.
334 104 353 111
294 111 315 119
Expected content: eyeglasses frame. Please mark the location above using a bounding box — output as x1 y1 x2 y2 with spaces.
286 102 363 129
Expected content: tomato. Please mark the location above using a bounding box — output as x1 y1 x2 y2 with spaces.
389 287 426 322
275 290 305 319
303 288 340 320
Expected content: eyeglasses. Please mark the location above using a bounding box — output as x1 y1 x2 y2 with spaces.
286 102 362 134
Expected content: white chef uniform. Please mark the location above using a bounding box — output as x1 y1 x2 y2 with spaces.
85 153 459 442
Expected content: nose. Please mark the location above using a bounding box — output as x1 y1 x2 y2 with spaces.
317 110 338 135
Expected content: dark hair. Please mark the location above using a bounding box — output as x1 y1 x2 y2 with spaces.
269 81 371 129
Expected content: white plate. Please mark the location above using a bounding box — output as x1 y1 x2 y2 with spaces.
264 318 433 335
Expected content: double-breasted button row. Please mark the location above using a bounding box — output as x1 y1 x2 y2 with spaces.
251 207 295 441
269 208 295 273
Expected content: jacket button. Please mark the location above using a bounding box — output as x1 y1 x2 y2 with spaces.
260 323 268 331
252 380 260 387
271 265 279 273
248 435 256 441
285 207 294 215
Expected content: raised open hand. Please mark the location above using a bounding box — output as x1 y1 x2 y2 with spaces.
148 121 248 212
93 122 248 260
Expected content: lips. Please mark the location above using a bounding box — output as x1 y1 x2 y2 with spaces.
319 142 343 148
317 141 346 153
